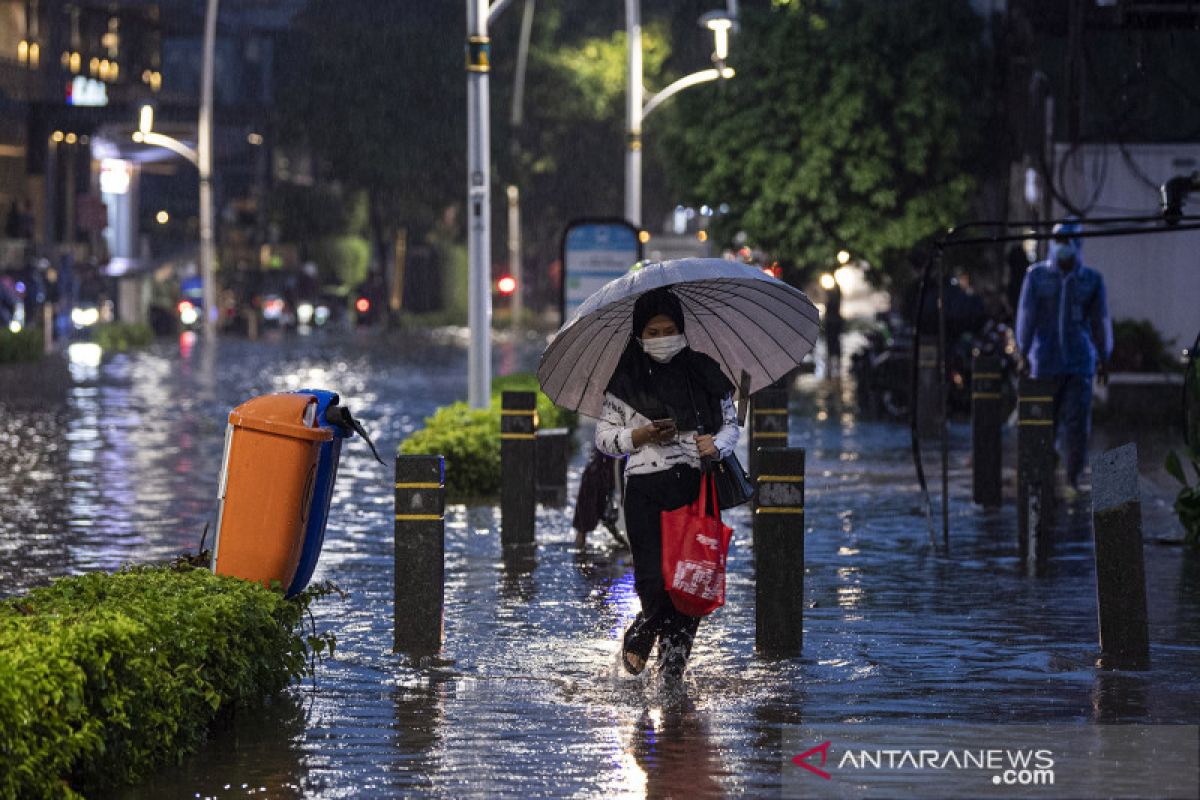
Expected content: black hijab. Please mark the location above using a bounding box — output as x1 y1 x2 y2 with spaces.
605 288 733 433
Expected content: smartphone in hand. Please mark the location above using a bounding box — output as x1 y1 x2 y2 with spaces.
651 418 677 441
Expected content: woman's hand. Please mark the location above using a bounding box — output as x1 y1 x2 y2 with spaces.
632 419 677 448
695 433 718 459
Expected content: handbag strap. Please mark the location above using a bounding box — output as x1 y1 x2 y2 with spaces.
699 471 719 517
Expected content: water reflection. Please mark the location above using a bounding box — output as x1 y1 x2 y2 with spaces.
107 694 309 799
628 701 725 799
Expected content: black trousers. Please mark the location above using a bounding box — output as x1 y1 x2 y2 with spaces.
623 465 703 666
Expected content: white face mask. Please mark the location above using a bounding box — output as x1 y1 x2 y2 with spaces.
640 334 687 363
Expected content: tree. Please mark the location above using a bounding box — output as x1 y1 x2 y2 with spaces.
662 0 992 282
276 2 465 285
492 6 675 279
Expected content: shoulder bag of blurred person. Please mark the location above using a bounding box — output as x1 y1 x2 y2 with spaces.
660 473 734 617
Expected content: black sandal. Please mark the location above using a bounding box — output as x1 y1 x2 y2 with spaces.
621 614 655 675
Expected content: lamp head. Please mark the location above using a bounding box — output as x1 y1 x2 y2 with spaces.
138 104 154 135
699 10 735 62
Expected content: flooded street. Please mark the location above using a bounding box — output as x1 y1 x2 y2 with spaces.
2 332 1198 798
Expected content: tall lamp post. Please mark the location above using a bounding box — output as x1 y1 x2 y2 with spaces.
132 0 220 341
198 0 219 340
624 5 735 228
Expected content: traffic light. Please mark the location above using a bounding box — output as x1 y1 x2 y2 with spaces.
496 275 516 295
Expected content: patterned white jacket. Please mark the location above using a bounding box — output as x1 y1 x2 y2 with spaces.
594 391 740 477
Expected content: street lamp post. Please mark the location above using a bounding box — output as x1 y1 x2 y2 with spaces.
624 5 735 228
132 0 219 341
198 0 219 341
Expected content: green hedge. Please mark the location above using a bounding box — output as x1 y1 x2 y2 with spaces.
0 328 43 364
398 373 577 501
400 401 501 500
93 322 155 354
0 565 334 799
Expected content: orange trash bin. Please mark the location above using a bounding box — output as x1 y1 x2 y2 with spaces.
212 393 333 589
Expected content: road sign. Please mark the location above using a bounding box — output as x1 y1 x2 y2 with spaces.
560 218 641 325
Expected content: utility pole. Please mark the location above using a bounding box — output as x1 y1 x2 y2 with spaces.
466 0 492 409
199 0 219 340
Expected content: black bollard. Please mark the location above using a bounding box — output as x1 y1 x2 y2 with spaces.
917 337 942 438
749 382 789 479
500 391 537 546
535 427 570 508
754 447 806 658
971 355 1004 507
1091 443 1150 669
1017 378 1056 567
394 455 445 654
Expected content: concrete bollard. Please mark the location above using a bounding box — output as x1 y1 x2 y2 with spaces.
754 447 806 658
917 336 942 438
749 382 789 479
500 391 537 546
971 355 1004 507
1091 443 1150 670
394 455 445 654
1017 378 1056 567
535 427 570 508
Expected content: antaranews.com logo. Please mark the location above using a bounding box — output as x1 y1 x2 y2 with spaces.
792 739 1055 786
781 725 1198 799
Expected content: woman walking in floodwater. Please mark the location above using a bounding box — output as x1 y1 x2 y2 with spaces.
595 288 739 680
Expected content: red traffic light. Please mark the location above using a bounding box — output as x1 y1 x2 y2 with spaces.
355 297 371 314
496 275 517 295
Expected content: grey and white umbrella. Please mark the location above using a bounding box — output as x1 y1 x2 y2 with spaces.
538 257 821 418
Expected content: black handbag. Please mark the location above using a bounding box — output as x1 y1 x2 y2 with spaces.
683 374 754 510
705 451 754 510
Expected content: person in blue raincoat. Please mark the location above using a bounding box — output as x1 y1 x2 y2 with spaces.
1015 219 1113 491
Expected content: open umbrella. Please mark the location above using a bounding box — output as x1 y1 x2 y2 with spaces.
538 258 821 417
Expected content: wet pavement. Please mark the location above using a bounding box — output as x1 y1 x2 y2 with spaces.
1 331 1198 798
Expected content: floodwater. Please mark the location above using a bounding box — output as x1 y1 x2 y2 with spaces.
1 331 1197 799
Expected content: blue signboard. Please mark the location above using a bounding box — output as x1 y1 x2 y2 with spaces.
560 219 642 324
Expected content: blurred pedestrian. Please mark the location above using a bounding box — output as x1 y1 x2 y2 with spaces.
1015 219 1112 492
823 276 843 378
595 287 740 681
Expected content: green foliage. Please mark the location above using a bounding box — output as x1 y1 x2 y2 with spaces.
399 373 578 501
399 402 500 501
662 0 991 280
93 322 155 354
1165 447 1200 547
312 235 371 291
0 566 334 799
0 327 42 364
1110 318 1180 373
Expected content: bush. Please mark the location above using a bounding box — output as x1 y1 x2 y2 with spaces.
398 373 578 502
399 401 500 500
0 565 334 799
0 328 43 364
491 372 578 433
1110 319 1179 373
93 322 155 354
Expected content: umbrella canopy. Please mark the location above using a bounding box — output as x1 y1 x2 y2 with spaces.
538 258 821 418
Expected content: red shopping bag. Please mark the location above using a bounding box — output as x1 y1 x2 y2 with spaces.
661 473 734 617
